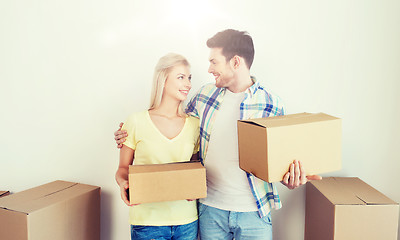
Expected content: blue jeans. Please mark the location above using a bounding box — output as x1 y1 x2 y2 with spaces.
198 203 272 240
130 220 198 240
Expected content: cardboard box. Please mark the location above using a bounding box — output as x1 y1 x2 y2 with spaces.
237 112 342 182
0 191 10 198
305 177 399 240
0 181 100 240
129 161 207 204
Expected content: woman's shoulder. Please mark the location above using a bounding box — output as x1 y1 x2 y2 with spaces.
186 115 200 127
125 110 148 123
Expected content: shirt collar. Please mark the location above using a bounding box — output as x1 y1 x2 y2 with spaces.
219 76 259 96
247 76 259 97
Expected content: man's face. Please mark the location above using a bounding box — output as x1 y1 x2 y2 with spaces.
208 48 235 88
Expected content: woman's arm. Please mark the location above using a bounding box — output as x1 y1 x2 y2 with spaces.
115 145 135 206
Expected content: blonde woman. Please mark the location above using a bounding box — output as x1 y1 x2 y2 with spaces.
115 53 200 240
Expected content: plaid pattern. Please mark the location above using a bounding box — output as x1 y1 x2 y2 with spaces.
186 77 285 218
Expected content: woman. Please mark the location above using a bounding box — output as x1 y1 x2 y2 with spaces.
115 53 200 240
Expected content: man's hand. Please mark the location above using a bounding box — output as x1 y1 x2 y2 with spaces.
281 160 322 190
114 122 127 149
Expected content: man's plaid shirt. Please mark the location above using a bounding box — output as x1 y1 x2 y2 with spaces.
186 76 285 218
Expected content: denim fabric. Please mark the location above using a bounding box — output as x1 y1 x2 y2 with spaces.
198 203 272 240
130 220 198 240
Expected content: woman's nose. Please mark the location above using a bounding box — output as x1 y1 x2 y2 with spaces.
184 78 191 89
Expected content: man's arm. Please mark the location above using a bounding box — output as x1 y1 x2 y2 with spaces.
276 104 321 189
114 122 128 149
281 160 322 190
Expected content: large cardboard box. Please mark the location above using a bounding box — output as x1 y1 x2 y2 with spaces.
0 181 100 240
0 191 10 198
129 161 207 204
237 112 342 182
305 177 399 240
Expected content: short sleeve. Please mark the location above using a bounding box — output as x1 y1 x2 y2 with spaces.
121 113 137 150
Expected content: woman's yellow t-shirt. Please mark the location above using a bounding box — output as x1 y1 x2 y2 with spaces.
122 110 200 226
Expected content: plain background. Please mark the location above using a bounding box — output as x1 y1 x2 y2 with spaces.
1 1 399 239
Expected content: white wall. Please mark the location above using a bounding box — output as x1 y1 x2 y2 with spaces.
1 1 399 239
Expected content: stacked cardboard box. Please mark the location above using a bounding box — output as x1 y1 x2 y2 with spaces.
305 177 399 240
0 181 100 240
129 161 207 204
237 112 342 182
237 112 399 238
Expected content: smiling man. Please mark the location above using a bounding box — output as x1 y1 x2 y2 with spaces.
114 29 320 240
185 29 320 240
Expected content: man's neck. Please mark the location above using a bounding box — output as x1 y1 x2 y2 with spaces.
226 74 253 93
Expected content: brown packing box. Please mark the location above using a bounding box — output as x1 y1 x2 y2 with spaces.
237 112 342 182
305 177 399 240
0 191 10 198
0 181 100 240
129 161 207 204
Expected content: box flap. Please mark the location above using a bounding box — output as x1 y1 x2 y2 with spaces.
309 177 363 205
0 181 98 214
239 113 339 128
130 161 203 174
310 177 398 205
0 208 28 239
333 177 397 205
0 191 10 198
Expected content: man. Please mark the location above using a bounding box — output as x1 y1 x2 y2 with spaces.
115 29 321 239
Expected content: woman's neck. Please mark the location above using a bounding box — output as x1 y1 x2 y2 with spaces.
150 98 181 118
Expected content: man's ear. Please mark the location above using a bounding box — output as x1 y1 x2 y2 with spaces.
231 55 241 69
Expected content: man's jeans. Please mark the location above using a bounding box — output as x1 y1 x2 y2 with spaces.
198 203 272 240
130 220 198 240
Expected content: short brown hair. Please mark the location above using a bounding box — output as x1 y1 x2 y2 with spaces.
207 29 255 69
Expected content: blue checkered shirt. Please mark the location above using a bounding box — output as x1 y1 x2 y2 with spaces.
185 76 285 217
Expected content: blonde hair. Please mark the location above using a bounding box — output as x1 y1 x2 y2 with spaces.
149 53 190 117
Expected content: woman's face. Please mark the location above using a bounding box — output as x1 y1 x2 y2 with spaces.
163 64 192 102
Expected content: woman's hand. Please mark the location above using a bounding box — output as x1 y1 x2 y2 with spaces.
119 180 133 206
119 180 141 206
